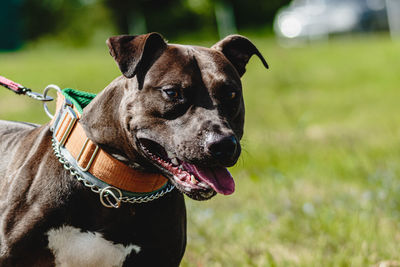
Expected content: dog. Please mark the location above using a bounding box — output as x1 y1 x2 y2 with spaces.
0 33 268 266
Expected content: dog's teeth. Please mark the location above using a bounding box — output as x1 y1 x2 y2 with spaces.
167 151 175 159
198 182 208 188
190 175 198 184
171 158 179 166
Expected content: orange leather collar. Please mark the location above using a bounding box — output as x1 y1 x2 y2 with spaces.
51 92 169 194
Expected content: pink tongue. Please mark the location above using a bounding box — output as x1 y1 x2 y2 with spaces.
182 162 235 195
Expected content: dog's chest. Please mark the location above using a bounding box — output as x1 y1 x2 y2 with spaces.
47 225 140 267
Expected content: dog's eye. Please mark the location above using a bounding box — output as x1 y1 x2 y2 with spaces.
228 91 240 100
163 88 180 99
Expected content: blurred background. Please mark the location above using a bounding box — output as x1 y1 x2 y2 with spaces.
1 0 400 266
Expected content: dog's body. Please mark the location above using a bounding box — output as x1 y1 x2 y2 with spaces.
0 33 267 266
0 120 186 266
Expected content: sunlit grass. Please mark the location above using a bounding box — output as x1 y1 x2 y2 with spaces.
1 33 400 266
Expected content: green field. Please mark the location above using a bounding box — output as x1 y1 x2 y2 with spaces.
1 34 400 266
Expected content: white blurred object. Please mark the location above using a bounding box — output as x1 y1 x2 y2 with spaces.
274 0 389 43
386 0 400 38
279 14 303 38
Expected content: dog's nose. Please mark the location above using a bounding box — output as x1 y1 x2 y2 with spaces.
208 135 238 165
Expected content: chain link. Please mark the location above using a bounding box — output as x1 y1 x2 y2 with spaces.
51 138 175 206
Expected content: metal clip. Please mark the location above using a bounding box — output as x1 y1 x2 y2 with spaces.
25 90 54 102
100 186 122 208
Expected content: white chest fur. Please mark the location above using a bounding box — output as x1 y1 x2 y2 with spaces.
47 225 140 267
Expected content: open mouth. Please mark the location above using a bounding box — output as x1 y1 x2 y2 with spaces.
137 138 235 200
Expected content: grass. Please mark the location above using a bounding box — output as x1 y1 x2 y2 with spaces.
1 33 400 266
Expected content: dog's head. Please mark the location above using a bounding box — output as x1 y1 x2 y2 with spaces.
106 33 268 200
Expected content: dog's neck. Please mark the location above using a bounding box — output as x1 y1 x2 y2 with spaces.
79 76 145 170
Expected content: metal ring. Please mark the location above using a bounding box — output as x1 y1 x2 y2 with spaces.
43 84 62 119
100 186 122 208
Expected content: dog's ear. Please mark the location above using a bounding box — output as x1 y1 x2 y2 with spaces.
106 33 167 80
212 35 268 77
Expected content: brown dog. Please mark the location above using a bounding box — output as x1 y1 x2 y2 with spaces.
0 33 268 266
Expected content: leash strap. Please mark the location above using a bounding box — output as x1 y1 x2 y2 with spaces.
0 76 24 93
0 75 54 102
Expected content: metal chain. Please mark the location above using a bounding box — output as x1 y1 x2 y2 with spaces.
51 138 175 205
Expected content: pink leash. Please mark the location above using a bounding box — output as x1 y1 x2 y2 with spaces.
0 75 53 101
